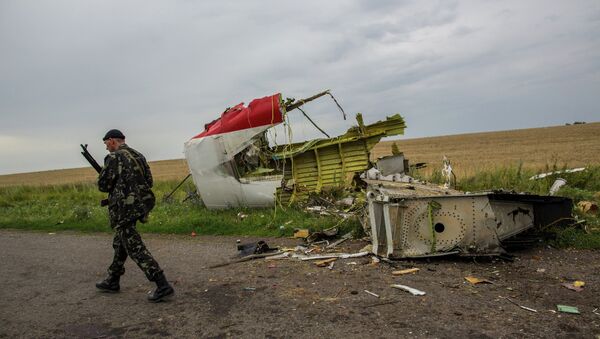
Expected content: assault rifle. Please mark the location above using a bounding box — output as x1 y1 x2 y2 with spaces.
80 144 109 206
80 144 102 173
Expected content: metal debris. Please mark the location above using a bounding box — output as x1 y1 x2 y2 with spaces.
367 183 572 258
503 297 537 313
392 268 420 276
364 290 380 298
391 284 426 296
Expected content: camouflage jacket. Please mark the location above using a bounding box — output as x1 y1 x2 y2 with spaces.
98 144 155 228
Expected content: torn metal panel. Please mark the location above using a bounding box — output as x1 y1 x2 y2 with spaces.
184 91 406 209
274 113 406 205
367 185 572 258
184 94 284 208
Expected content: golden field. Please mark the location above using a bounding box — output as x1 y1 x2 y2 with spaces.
373 122 600 176
1 122 598 187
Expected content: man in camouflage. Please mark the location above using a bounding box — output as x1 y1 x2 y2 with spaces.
95 129 174 302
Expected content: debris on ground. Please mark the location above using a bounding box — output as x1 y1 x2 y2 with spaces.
293 229 310 239
364 290 380 298
237 240 276 256
307 226 338 243
561 280 585 292
577 201 598 215
392 268 420 275
549 178 567 196
529 167 586 180
465 276 494 285
391 284 426 296
502 297 537 313
314 258 337 267
557 305 580 314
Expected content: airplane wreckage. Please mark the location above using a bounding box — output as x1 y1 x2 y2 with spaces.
183 91 572 258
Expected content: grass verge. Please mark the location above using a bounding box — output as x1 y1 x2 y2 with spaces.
0 180 359 237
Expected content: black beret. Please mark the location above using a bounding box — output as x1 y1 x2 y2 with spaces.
103 129 126 141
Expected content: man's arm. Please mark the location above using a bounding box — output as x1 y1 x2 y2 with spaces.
142 156 153 188
98 154 118 193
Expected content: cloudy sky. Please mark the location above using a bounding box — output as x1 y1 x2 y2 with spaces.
1 0 598 174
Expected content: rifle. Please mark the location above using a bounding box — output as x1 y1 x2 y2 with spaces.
80 144 102 174
80 144 109 206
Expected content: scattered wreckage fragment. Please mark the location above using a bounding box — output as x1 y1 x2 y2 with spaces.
366 182 572 258
183 90 406 209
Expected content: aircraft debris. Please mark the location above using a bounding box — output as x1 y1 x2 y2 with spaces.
364 290 380 298
529 167 585 180
392 268 420 276
314 258 337 267
367 181 572 258
548 178 567 195
293 229 310 239
184 90 406 208
577 201 598 215
561 282 583 292
391 284 426 296
502 297 537 313
556 305 580 314
464 276 494 285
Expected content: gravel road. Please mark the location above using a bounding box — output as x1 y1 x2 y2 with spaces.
1 229 599 338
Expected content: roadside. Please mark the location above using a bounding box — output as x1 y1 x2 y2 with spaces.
1 229 599 338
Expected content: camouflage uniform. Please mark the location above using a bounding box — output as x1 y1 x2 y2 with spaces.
98 144 162 281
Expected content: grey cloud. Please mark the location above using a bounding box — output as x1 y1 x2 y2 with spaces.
0 0 598 174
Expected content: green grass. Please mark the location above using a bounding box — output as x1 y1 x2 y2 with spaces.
0 180 359 237
1 166 599 249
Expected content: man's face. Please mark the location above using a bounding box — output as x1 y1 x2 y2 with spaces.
104 138 118 152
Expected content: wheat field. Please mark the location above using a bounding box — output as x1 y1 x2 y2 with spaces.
1 123 598 187
373 122 600 176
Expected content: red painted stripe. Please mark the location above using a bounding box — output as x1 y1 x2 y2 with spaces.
192 93 283 139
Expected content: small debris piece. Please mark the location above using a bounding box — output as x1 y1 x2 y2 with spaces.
243 287 256 291
327 261 335 270
237 212 248 220
294 251 370 261
577 201 598 214
536 268 546 273
264 252 291 260
392 268 420 276
364 290 380 298
465 276 494 285
561 282 584 292
573 280 585 287
360 244 373 253
307 226 338 243
503 297 537 313
314 258 337 267
191 231 197 237
294 229 310 239
529 167 585 180
548 178 567 196
557 305 580 314
326 231 353 249
391 284 426 296
209 251 284 268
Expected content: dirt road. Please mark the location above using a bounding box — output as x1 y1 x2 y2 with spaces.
1 229 599 338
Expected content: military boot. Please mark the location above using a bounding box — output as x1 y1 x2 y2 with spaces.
95 275 120 292
147 273 174 302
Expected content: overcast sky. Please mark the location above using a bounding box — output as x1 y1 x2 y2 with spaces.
1 0 598 174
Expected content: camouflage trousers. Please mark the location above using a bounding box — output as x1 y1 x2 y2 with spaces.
107 222 162 281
